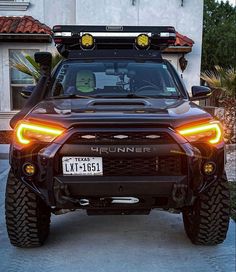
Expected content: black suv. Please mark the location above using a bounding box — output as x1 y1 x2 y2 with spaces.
5 25 230 247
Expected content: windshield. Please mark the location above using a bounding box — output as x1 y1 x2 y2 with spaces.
50 60 181 98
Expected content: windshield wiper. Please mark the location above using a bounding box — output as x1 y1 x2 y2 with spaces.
152 94 182 99
94 94 182 99
47 94 94 100
94 94 151 99
48 93 182 100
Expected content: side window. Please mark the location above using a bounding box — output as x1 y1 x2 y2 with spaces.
9 49 39 110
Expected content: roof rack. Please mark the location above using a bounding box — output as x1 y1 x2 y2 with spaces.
53 25 176 57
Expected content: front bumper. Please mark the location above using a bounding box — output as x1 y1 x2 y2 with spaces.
10 126 225 211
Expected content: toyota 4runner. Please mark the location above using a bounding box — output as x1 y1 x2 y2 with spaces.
5 25 230 247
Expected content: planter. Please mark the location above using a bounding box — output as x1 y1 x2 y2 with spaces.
0 130 13 144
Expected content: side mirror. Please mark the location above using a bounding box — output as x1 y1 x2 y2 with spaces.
20 85 35 98
34 52 52 77
190 86 212 101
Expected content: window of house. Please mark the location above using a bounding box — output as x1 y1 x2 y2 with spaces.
9 49 39 110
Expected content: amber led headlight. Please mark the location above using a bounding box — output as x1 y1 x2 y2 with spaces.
15 121 64 145
177 121 222 144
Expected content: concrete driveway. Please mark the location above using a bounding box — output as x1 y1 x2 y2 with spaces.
0 159 235 272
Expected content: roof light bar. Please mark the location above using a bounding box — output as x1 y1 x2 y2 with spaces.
160 32 176 37
80 32 152 38
54 32 72 37
52 25 176 55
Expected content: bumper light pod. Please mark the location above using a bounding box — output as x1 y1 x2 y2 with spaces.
203 162 216 175
23 163 36 176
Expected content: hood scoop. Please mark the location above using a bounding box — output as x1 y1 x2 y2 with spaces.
87 99 151 111
92 101 146 106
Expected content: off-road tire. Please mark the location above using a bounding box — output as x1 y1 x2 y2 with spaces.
5 169 51 247
183 173 230 245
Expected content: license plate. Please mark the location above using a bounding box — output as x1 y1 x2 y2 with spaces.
62 157 103 176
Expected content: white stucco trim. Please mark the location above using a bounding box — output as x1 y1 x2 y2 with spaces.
0 1 30 11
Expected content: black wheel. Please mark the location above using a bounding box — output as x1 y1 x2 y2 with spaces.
183 172 230 245
5 169 51 248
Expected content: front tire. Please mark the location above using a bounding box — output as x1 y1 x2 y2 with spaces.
5 170 51 247
183 173 230 245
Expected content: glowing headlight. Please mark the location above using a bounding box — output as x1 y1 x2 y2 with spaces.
15 121 64 145
177 121 223 144
136 34 150 49
81 33 94 49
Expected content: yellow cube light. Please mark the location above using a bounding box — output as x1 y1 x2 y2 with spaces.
81 33 94 49
136 34 150 49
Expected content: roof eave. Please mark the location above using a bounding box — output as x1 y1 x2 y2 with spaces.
163 46 192 54
0 33 52 43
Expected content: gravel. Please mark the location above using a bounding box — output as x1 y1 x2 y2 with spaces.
0 148 235 271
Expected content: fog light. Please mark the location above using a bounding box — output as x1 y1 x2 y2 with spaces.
23 163 36 176
203 162 216 175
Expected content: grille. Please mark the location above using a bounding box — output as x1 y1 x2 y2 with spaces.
103 156 182 176
68 132 174 144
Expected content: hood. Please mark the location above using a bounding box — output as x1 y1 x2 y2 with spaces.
26 98 212 129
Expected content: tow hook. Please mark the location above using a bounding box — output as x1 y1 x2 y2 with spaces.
172 184 187 205
79 199 90 206
111 197 139 204
79 197 139 207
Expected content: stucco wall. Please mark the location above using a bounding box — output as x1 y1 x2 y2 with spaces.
0 0 204 89
0 0 204 129
75 0 203 92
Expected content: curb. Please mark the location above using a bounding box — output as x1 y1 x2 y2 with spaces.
226 144 236 151
0 153 9 160
0 144 10 160
0 166 9 180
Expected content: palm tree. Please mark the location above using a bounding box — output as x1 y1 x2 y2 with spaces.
11 52 62 82
201 66 236 102
201 66 236 143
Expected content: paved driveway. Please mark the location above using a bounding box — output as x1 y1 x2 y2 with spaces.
0 160 235 272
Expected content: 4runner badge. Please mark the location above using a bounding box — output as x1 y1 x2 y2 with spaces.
91 147 152 154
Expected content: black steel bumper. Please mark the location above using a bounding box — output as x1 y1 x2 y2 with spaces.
10 126 226 211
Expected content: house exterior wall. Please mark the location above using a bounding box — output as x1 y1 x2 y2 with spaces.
0 0 204 130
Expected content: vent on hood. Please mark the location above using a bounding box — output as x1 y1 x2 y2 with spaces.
92 101 147 107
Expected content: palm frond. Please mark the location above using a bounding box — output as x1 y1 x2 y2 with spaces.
25 55 40 71
51 53 63 68
10 53 40 81
10 52 63 82
201 65 236 97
